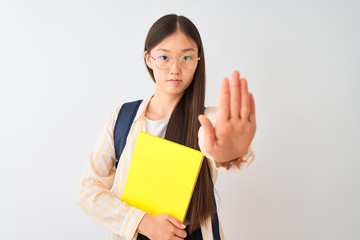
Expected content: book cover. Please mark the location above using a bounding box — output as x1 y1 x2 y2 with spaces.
121 131 204 222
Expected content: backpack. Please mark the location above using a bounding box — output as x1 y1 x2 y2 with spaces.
113 100 221 240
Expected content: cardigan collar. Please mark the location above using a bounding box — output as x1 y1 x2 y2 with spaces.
132 95 153 123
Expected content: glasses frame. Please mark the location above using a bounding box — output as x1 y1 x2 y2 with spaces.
148 51 200 70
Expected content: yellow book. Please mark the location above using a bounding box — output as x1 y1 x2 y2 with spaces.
121 131 204 222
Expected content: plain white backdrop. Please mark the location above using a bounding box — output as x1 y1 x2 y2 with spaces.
1 0 359 239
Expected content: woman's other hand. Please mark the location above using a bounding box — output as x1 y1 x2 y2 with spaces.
137 213 187 240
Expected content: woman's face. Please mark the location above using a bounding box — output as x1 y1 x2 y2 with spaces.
145 30 199 98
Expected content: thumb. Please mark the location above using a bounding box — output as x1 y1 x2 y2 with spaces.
198 115 215 148
166 215 186 229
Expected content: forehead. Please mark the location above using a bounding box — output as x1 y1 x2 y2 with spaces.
152 30 198 53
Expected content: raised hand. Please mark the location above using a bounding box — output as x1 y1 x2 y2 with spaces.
198 70 256 163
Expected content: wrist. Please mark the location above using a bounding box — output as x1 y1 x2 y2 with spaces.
137 213 151 236
214 146 255 170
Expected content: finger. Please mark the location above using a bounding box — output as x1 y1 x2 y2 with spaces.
173 236 185 240
166 215 187 239
217 77 230 121
166 215 186 229
174 228 187 239
198 115 216 150
240 78 251 120
230 70 241 119
249 92 256 123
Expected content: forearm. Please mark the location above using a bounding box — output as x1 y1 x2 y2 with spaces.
78 175 146 239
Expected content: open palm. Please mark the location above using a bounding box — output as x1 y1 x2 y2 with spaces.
198 70 256 163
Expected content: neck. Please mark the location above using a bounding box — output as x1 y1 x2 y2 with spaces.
146 92 183 120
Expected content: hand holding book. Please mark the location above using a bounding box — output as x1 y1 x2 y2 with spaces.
137 214 187 239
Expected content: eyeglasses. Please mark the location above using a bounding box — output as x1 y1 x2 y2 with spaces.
149 52 200 70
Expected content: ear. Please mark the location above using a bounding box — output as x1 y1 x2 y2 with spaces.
144 51 153 69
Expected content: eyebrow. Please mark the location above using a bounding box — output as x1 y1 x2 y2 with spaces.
155 48 196 52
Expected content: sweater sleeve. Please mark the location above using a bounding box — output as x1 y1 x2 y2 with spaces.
77 107 146 240
198 106 255 172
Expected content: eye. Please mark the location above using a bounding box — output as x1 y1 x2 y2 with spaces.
183 56 192 61
157 55 169 61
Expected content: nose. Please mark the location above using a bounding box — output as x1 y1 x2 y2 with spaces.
170 57 181 75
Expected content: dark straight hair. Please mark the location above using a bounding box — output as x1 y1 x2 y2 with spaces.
144 14 216 233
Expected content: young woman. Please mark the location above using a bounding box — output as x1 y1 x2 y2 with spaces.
77 14 256 240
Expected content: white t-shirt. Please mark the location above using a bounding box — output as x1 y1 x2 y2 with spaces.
145 117 170 138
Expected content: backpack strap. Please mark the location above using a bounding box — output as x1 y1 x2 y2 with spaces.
207 164 221 240
211 211 221 240
113 100 143 168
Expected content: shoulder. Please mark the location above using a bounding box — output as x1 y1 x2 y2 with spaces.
103 105 122 133
110 105 122 121
112 99 144 120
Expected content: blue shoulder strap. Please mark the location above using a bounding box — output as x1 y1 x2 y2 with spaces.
113 99 221 239
211 211 221 240
208 165 221 240
113 100 143 168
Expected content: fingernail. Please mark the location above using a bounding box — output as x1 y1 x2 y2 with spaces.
181 223 186 228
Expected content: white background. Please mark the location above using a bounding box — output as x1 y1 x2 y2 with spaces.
1 0 359 239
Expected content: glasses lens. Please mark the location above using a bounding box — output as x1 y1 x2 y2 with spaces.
180 55 198 69
155 55 171 70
